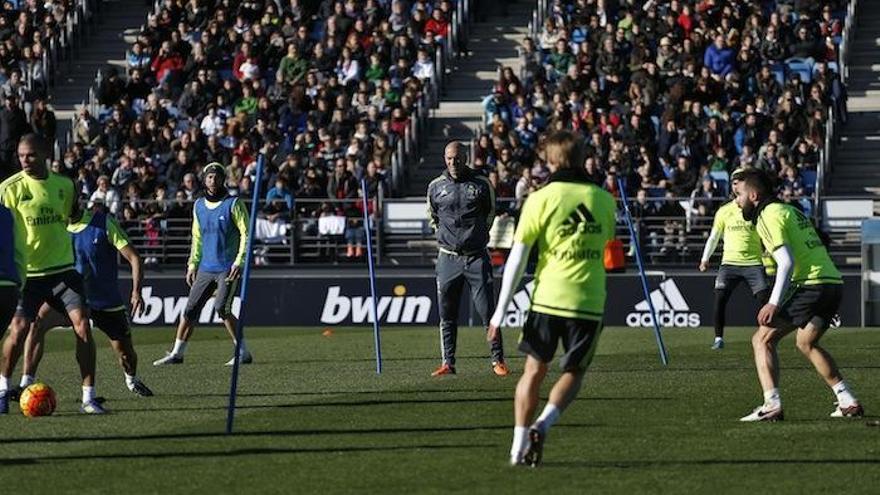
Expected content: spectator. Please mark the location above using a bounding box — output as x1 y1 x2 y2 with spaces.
89 175 122 217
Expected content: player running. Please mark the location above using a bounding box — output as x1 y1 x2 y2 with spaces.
21 205 153 397
0 202 26 340
0 134 105 414
488 131 617 466
735 169 863 421
153 162 253 366
699 169 770 350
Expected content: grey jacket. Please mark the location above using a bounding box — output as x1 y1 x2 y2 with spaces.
427 168 495 254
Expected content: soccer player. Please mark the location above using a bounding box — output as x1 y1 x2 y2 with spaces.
699 169 770 350
736 169 863 421
0 202 26 338
153 162 253 366
21 204 153 396
0 134 105 414
427 141 507 377
488 131 617 466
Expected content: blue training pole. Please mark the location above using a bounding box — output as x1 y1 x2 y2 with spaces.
226 154 266 434
616 178 669 366
361 179 383 374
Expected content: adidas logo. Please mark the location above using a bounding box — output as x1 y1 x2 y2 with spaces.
502 280 536 327
556 203 603 237
626 279 701 328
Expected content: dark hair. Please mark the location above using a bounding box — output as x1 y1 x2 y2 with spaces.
738 168 774 199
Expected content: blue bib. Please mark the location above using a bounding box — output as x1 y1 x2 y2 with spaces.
72 211 123 310
195 197 239 273
0 205 20 285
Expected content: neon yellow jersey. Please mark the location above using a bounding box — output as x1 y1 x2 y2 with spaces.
0 171 75 277
712 201 763 266
514 176 616 320
67 211 130 250
755 202 842 285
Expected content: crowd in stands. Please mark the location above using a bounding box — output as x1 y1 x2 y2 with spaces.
57 0 467 259
0 0 77 178
481 0 848 257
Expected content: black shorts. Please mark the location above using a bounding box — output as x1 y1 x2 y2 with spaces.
36 305 131 341
184 270 239 321
16 270 87 320
0 285 18 333
91 309 131 340
519 311 603 371
773 284 843 331
715 264 768 295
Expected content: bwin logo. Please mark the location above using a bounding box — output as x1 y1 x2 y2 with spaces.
626 279 701 328
503 280 536 327
321 285 432 324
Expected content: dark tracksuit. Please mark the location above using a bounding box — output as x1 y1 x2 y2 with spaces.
427 168 504 366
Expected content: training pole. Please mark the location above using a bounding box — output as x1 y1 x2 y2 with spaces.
616 178 670 366
226 154 266 434
361 179 383 374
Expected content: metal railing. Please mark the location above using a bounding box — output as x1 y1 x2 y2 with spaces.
113 194 836 268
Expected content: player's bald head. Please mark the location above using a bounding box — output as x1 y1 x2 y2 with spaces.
444 141 466 179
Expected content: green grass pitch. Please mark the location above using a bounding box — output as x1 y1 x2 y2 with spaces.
0 325 878 493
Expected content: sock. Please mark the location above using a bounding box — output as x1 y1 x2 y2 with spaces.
832 380 857 408
237 338 249 355
534 403 562 434
763 388 781 408
171 339 188 356
0 374 8 393
19 374 34 388
510 426 529 462
124 373 137 389
82 386 96 404
714 337 723 343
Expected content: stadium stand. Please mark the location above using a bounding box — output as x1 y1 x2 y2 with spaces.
0 0 105 180
39 0 860 268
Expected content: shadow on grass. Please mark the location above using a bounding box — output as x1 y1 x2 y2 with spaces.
544 458 880 469
1 443 497 465
104 395 672 413
0 424 595 445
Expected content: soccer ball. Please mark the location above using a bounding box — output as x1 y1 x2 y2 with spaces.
20 383 57 417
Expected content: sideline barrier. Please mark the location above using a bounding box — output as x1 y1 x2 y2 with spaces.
121 272 861 328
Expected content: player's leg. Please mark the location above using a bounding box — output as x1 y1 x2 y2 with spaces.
154 271 216 365
712 266 741 349
0 286 20 414
742 310 797 421
510 312 558 465
464 252 506 374
94 309 153 397
789 285 862 417
21 303 70 388
0 278 45 413
215 272 250 366
523 318 603 467
53 271 103 414
434 253 464 375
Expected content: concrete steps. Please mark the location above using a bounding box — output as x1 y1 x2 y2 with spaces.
403 0 532 197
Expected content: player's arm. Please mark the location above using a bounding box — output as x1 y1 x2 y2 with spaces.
700 210 724 271
483 176 496 228
700 227 721 271
756 212 791 326
228 198 251 281
187 207 202 286
426 182 439 231
488 195 542 340
107 215 144 317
